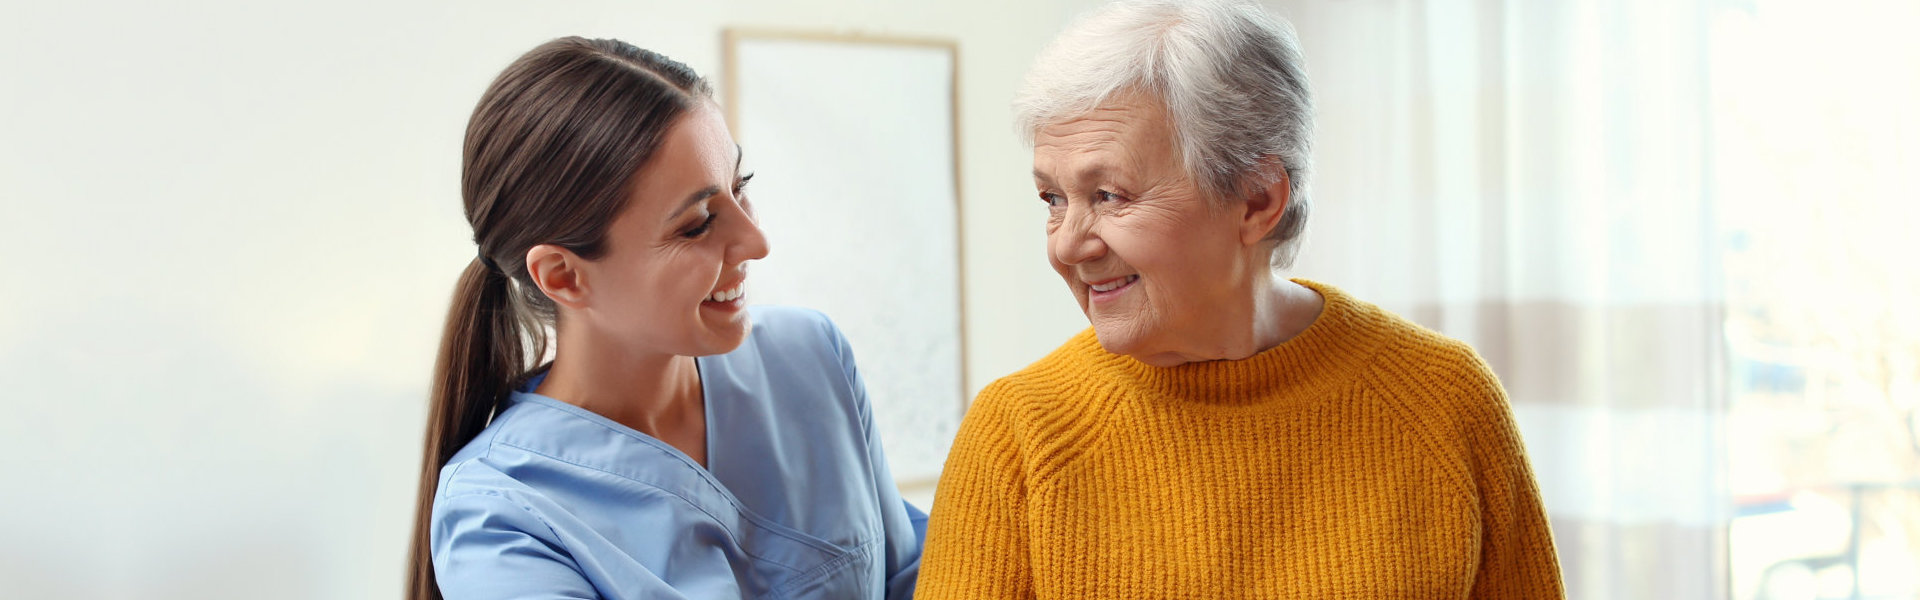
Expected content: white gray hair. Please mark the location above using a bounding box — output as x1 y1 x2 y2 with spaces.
1015 0 1314 268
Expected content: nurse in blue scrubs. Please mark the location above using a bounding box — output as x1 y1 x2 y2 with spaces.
403 37 924 600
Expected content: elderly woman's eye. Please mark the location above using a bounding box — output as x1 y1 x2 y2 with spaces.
1039 192 1066 208
1097 190 1126 203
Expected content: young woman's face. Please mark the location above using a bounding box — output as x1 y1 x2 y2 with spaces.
578 103 769 357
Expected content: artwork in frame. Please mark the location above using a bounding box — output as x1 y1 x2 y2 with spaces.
723 29 966 487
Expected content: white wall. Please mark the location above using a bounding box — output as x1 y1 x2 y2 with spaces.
0 1 1101 597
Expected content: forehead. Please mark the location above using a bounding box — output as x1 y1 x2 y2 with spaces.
1031 91 1177 183
625 104 736 216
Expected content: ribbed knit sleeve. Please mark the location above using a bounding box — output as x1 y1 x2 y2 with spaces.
918 380 1032 599
1453 356 1565 599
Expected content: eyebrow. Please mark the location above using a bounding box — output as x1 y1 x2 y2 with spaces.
671 186 720 219
669 145 747 219
1033 163 1111 187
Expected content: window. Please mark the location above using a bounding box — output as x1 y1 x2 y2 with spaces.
1717 2 1920 598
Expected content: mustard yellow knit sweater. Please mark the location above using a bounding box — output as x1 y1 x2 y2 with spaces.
919 281 1564 599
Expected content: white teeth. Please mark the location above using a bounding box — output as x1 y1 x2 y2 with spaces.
1089 275 1136 292
707 285 743 303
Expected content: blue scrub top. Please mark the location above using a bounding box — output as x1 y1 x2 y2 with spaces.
431 306 924 599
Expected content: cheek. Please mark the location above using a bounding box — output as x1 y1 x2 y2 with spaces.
1103 221 1168 271
669 253 716 298
618 249 703 313
1121 225 1218 292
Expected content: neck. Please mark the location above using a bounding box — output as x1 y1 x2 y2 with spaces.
535 323 702 438
1249 275 1321 355
1139 273 1322 367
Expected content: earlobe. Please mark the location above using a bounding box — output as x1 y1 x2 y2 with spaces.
1240 167 1291 246
525 244 590 309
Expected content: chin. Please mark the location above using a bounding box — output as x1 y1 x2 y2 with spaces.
1088 317 1190 366
1093 330 1187 367
687 313 753 356
1089 321 1147 358
715 314 755 351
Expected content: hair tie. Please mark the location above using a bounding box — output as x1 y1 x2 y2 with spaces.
477 251 500 273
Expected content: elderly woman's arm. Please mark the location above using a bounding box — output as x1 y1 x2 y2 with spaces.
917 384 1033 599
1462 365 1567 599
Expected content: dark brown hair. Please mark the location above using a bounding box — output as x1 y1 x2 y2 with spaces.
406 37 712 600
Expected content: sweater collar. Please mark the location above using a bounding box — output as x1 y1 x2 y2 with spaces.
1084 279 1390 404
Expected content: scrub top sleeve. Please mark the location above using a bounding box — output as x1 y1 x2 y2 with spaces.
887 500 929 600
433 492 602 600
819 315 924 599
904 500 930 547
877 450 925 600
818 315 868 416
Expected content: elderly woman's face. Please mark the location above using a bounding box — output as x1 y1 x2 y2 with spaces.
1032 92 1261 364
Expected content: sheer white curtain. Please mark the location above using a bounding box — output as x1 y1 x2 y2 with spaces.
1278 0 1727 597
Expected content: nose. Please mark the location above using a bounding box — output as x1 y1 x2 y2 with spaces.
1049 200 1105 266
728 199 771 264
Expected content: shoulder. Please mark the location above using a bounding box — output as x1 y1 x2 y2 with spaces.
745 304 840 341
1326 289 1519 454
434 408 543 506
429 456 594 595
747 303 836 333
1360 309 1505 413
1299 286 1543 494
436 408 515 495
432 439 561 549
975 327 1109 409
1302 281 1503 404
432 400 634 509
727 305 868 420
1300 281 1485 378
743 305 850 360
961 328 1124 452
430 407 698 546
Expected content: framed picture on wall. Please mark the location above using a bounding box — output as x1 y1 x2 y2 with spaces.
722 29 966 488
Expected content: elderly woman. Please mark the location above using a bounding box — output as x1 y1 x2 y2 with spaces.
919 1 1563 598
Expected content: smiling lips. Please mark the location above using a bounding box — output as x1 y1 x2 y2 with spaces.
1090 275 1128 294
706 282 744 304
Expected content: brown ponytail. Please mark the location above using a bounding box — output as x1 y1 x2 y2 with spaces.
405 37 713 600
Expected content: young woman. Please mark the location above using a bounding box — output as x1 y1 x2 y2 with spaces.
404 37 923 600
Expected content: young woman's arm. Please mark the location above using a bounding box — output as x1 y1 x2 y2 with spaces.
821 316 926 599
869 430 925 600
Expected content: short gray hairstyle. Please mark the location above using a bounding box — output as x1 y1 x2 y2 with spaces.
1015 0 1315 268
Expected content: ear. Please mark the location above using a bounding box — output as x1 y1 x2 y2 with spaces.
525 243 590 310
1237 160 1291 247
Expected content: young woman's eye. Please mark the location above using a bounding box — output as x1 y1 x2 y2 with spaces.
1039 192 1066 208
733 172 754 197
683 214 717 238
